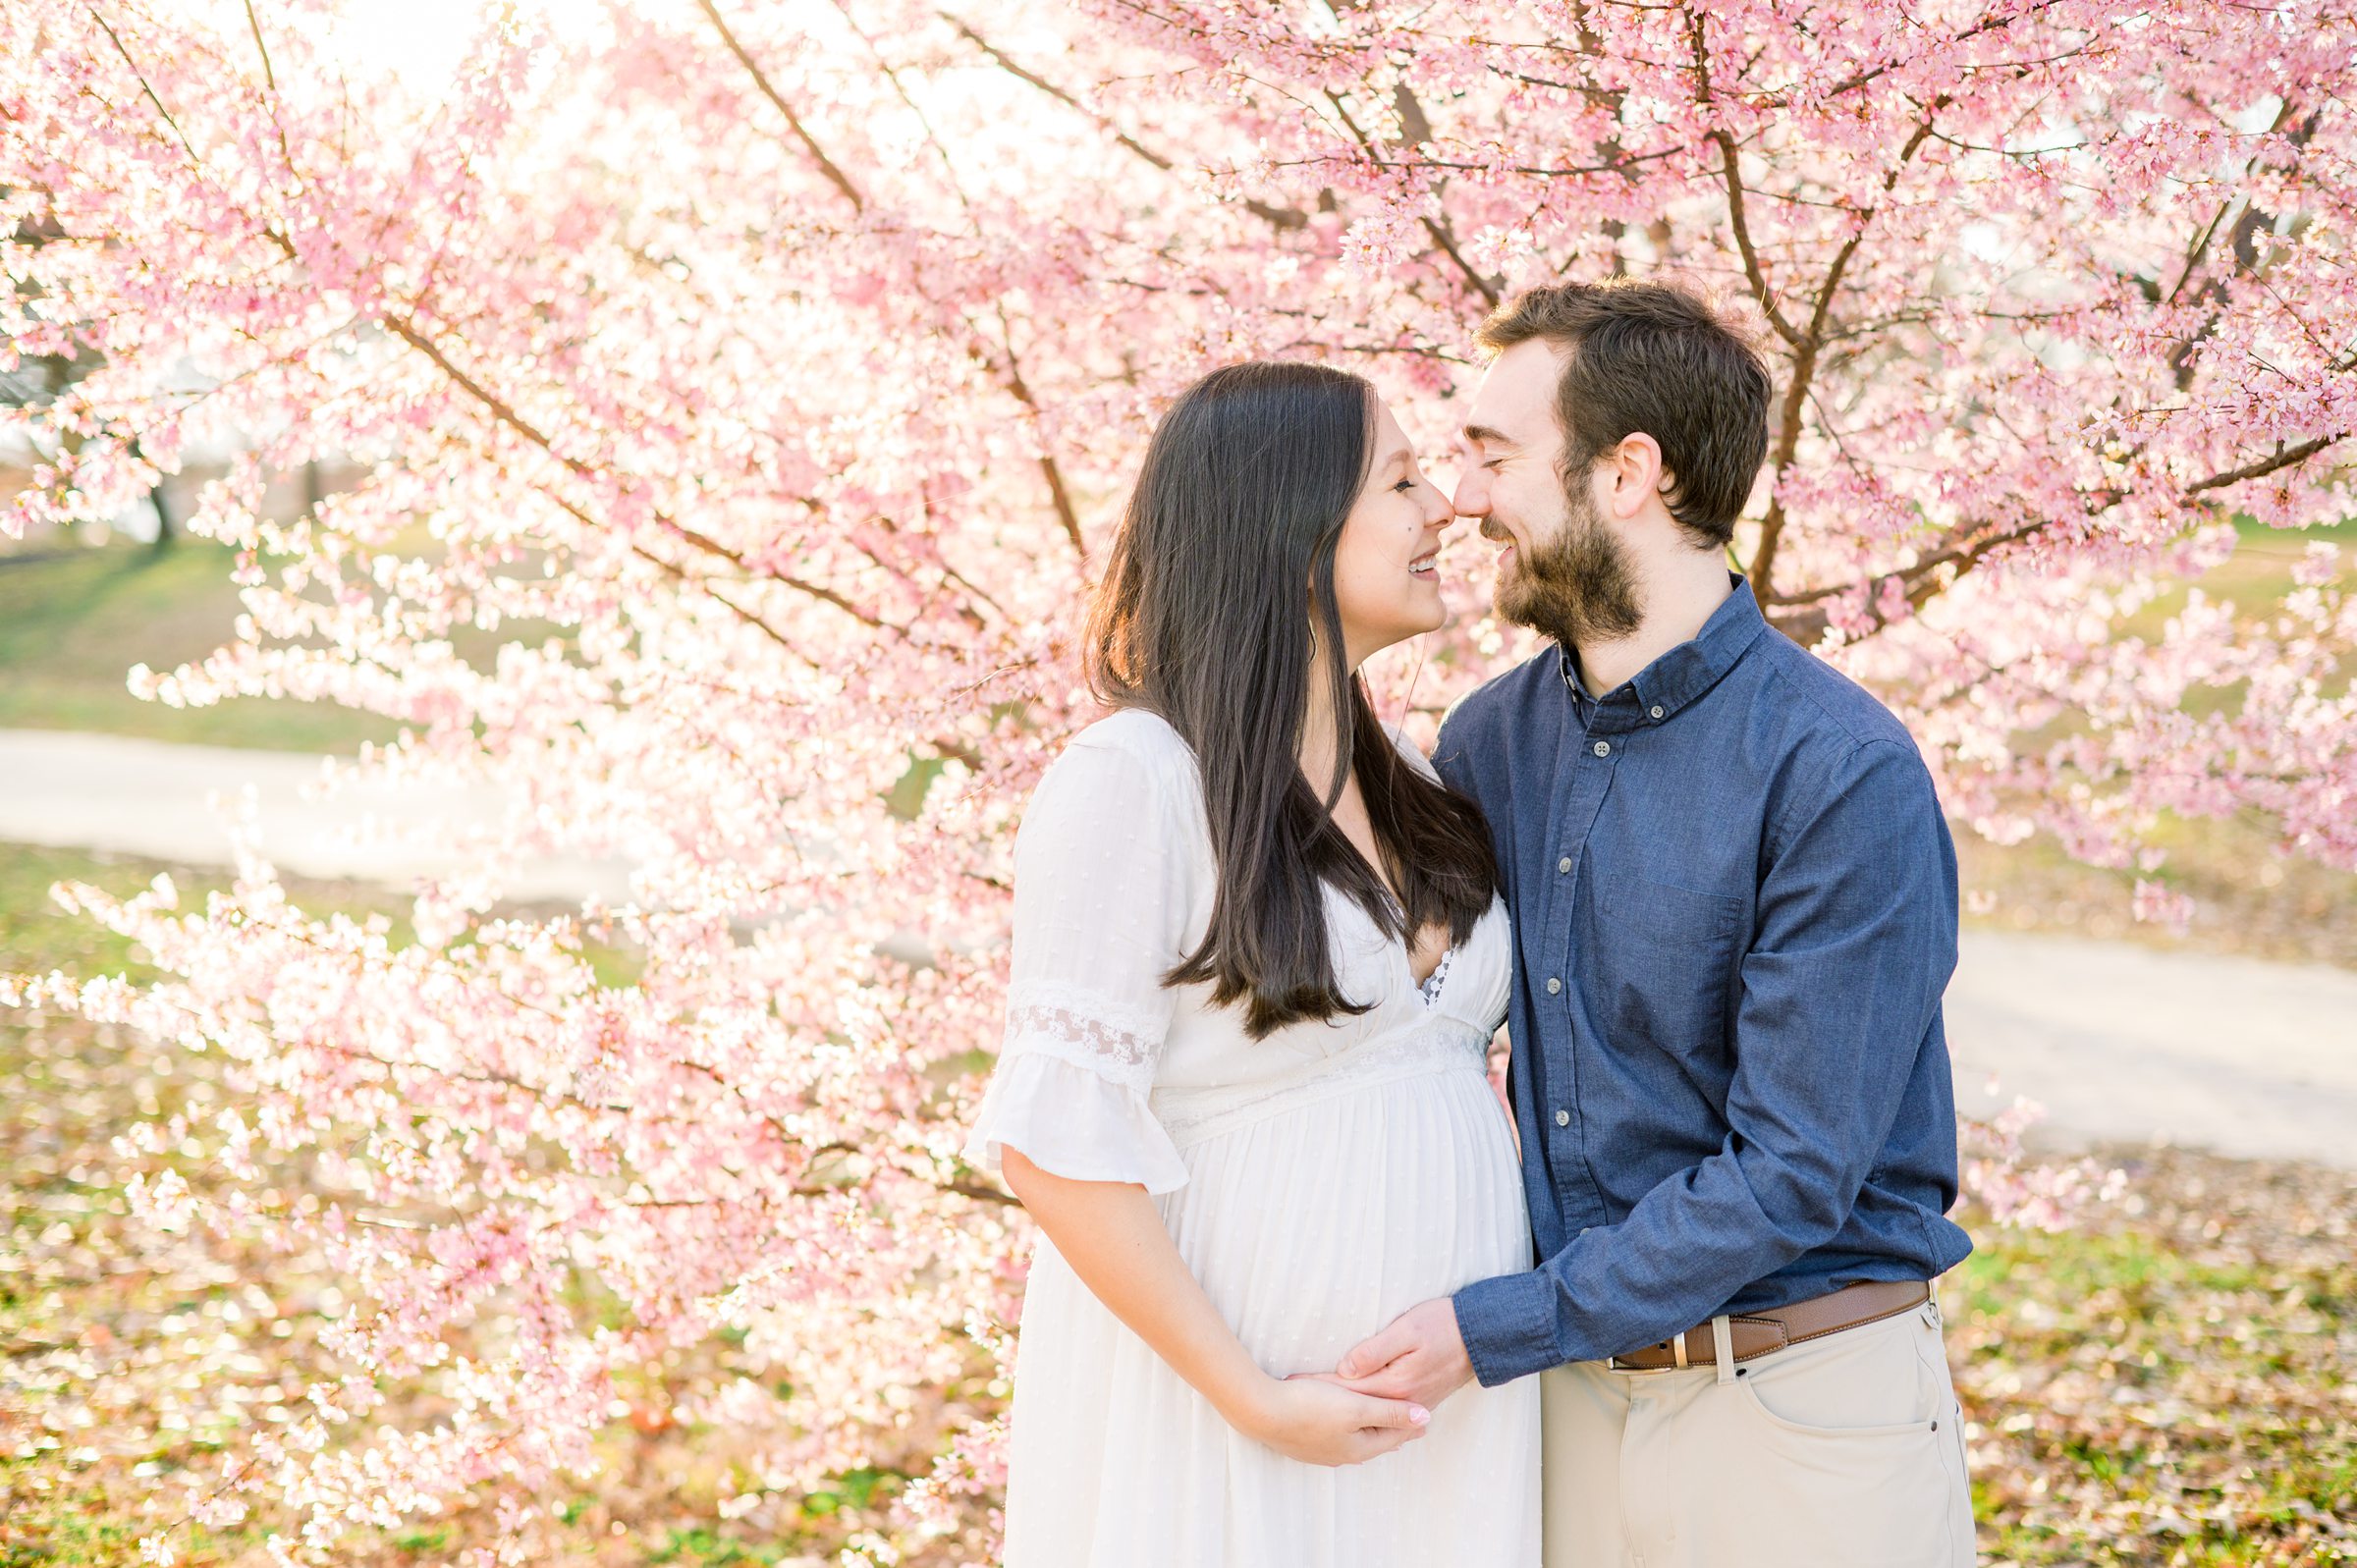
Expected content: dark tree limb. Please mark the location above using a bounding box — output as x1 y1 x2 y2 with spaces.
695 0 867 212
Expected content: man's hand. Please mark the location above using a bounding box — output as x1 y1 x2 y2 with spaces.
1332 1296 1476 1411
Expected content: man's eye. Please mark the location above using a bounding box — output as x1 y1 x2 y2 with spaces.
1483 460 1504 471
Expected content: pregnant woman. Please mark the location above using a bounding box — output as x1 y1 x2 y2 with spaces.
964 362 1540 1566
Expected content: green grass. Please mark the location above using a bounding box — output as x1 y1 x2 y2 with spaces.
2111 514 2357 646
0 840 642 991
0 841 419 980
1951 1152 2357 1566
1946 514 2357 970
0 544 397 751
0 842 168 979
648 1527 798 1565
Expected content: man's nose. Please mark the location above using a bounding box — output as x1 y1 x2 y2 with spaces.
1452 470 1489 518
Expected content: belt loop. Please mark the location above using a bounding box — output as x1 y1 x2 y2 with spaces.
1711 1315 1735 1384
1672 1329 1689 1370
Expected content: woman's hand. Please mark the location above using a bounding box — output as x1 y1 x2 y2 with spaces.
1002 1150 1430 1468
1236 1375 1430 1467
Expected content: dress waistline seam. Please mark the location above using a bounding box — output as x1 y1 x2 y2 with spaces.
1155 1023 1492 1150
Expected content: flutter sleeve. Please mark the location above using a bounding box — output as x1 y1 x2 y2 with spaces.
961 728 1194 1194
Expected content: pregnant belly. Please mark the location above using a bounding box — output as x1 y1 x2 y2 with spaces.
1153 1062 1531 1378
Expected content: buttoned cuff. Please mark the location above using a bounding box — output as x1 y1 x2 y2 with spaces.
1452 1269 1564 1387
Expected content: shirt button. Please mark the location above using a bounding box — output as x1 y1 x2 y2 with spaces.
1557 855 1572 874
1546 977 1562 995
1650 705 1665 720
1554 1109 1570 1127
1593 740 1611 757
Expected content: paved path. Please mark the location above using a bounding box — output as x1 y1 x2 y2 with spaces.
3 728 2352 1167
0 728 633 903
1945 931 2356 1168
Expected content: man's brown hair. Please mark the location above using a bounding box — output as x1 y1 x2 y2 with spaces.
1476 280 1772 548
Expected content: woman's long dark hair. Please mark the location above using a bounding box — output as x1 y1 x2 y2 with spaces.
1085 361 1500 1038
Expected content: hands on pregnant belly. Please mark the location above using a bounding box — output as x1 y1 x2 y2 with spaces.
1004 1145 1436 1467
1291 1297 1478 1414
1240 1377 1435 1467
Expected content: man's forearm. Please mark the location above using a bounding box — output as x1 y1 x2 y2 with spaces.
1451 1146 1847 1384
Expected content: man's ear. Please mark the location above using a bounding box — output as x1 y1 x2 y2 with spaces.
1605 433 1665 520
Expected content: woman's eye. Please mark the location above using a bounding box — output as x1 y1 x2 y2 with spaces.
1394 477 1416 493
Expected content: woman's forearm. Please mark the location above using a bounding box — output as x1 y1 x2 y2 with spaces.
1001 1147 1430 1467
1001 1147 1273 1429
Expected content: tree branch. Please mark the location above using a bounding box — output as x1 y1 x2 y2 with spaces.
1755 0 2074 107
2184 433 2343 497
385 317 892 634
940 12 1169 168
1767 430 2346 646
1322 90 1500 308
938 12 1307 230
985 306 1088 558
1749 109 1941 597
695 0 866 212
84 4 205 175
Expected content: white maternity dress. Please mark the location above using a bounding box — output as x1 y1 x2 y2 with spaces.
963 709 1541 1568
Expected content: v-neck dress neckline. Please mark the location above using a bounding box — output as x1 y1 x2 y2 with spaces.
1381 889 1455 1005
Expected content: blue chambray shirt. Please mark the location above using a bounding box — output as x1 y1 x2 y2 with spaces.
1439 579 1973 1386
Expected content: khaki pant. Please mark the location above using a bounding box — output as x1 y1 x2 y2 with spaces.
1540 1294 1975 1568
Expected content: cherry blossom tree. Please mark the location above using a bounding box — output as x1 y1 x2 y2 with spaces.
2 0 2349 1559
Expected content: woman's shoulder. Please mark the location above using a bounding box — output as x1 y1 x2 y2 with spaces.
1068 705 1192 761
1036 708 1204 814
1018 709 1209 875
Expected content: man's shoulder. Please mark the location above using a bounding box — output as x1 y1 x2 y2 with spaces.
1741 636 1944 842
1439 647 1558 742
1748 631 1920 760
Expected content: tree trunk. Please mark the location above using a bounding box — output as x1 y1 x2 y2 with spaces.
148 475 175 552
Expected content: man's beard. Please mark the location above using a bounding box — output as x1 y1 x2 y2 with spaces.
1491 482 1643 650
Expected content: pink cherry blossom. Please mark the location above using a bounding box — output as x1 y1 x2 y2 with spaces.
4 1 2350 1558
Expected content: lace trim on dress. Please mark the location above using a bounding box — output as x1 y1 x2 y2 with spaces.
1417 946 1455 1007
1000 981 1171 1095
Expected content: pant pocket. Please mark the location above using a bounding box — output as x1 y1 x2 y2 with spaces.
1688 1317 1965 1567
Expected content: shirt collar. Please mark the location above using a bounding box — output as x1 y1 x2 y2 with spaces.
1556 574 1769 726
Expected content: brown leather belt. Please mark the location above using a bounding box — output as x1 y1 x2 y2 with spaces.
1608 1279 1932 1372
